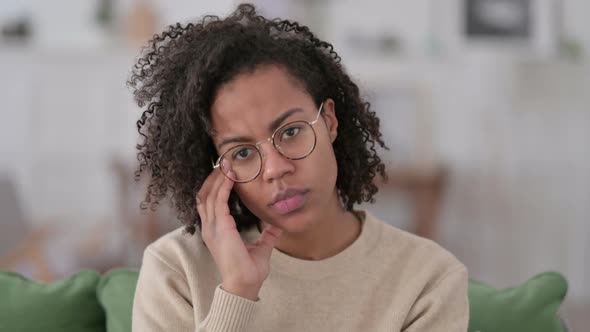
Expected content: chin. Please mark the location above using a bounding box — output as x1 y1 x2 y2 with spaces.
266 206 317 234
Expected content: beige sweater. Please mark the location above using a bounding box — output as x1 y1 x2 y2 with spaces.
132 210 469 332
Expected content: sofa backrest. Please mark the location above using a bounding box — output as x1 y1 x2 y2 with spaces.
0 269 569 332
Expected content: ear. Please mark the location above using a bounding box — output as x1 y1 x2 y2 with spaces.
321 98 338 143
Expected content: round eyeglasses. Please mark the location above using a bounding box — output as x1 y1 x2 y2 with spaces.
213 102 325 183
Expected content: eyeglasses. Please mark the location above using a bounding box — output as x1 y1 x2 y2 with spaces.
213 102 325 183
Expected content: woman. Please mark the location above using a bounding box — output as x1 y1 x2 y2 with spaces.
130 3 468 331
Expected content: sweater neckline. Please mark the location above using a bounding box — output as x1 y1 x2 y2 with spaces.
245 209 381 280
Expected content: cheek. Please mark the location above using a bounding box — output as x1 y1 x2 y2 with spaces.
231 141 338 213
314 139 338 176
233 185 264 214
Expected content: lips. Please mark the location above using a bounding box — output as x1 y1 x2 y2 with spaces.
269 188 309 215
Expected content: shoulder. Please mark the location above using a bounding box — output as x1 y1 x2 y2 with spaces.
359 211 469 329
142 225 215 278
363 210 467 283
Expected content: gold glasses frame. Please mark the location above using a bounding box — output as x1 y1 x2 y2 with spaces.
213 101 325 183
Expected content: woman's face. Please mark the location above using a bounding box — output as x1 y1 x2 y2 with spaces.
210 65 339 234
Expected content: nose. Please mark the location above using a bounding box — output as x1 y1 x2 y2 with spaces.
259 141 295 182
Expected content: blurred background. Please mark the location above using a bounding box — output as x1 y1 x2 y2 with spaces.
0 0 588 328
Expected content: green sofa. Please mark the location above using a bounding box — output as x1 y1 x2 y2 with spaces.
0 269 568 332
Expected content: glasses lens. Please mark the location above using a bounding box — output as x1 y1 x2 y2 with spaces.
219 145 261 182
274 121 316 159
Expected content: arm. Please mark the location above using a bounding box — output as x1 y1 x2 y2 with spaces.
132 247 259 332
133 166 283 331
402 266 469 332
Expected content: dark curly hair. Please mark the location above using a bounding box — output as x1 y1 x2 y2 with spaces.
128 3 388 235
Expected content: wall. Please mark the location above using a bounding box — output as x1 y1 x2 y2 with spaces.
1 0 588 303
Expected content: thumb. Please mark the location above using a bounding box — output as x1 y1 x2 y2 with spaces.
252 224 283 258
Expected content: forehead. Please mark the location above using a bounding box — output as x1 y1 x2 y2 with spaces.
210 65 313 136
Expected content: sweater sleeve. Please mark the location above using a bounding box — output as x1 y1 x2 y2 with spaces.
401 266 470 332
132 247 259 332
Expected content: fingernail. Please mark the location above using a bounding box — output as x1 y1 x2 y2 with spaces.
221 162 230 173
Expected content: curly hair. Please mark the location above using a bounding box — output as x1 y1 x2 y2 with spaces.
128 3 388 235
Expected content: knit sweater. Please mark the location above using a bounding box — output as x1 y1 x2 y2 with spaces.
132 210 469 331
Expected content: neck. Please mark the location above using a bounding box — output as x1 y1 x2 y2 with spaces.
273 191 362 260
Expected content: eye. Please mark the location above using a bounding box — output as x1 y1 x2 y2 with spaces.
231 146 256 161
279 126 301 141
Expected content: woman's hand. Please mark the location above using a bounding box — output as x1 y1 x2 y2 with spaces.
196 165 283 301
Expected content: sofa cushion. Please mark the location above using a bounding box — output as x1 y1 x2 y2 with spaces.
0 270 105 332
468 271 568 332
97 269 139 332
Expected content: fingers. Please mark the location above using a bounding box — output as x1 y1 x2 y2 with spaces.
197 166 220 204
196 162 235 235
206 170 227 224
249 224 283 262
196 168 224 228
214 165 235 219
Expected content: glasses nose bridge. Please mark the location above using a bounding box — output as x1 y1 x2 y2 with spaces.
255 136 279 159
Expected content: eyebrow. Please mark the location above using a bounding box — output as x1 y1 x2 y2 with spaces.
216 107 304 150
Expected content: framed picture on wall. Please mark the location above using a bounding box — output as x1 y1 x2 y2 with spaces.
462 0 559 58
465 0 531 39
